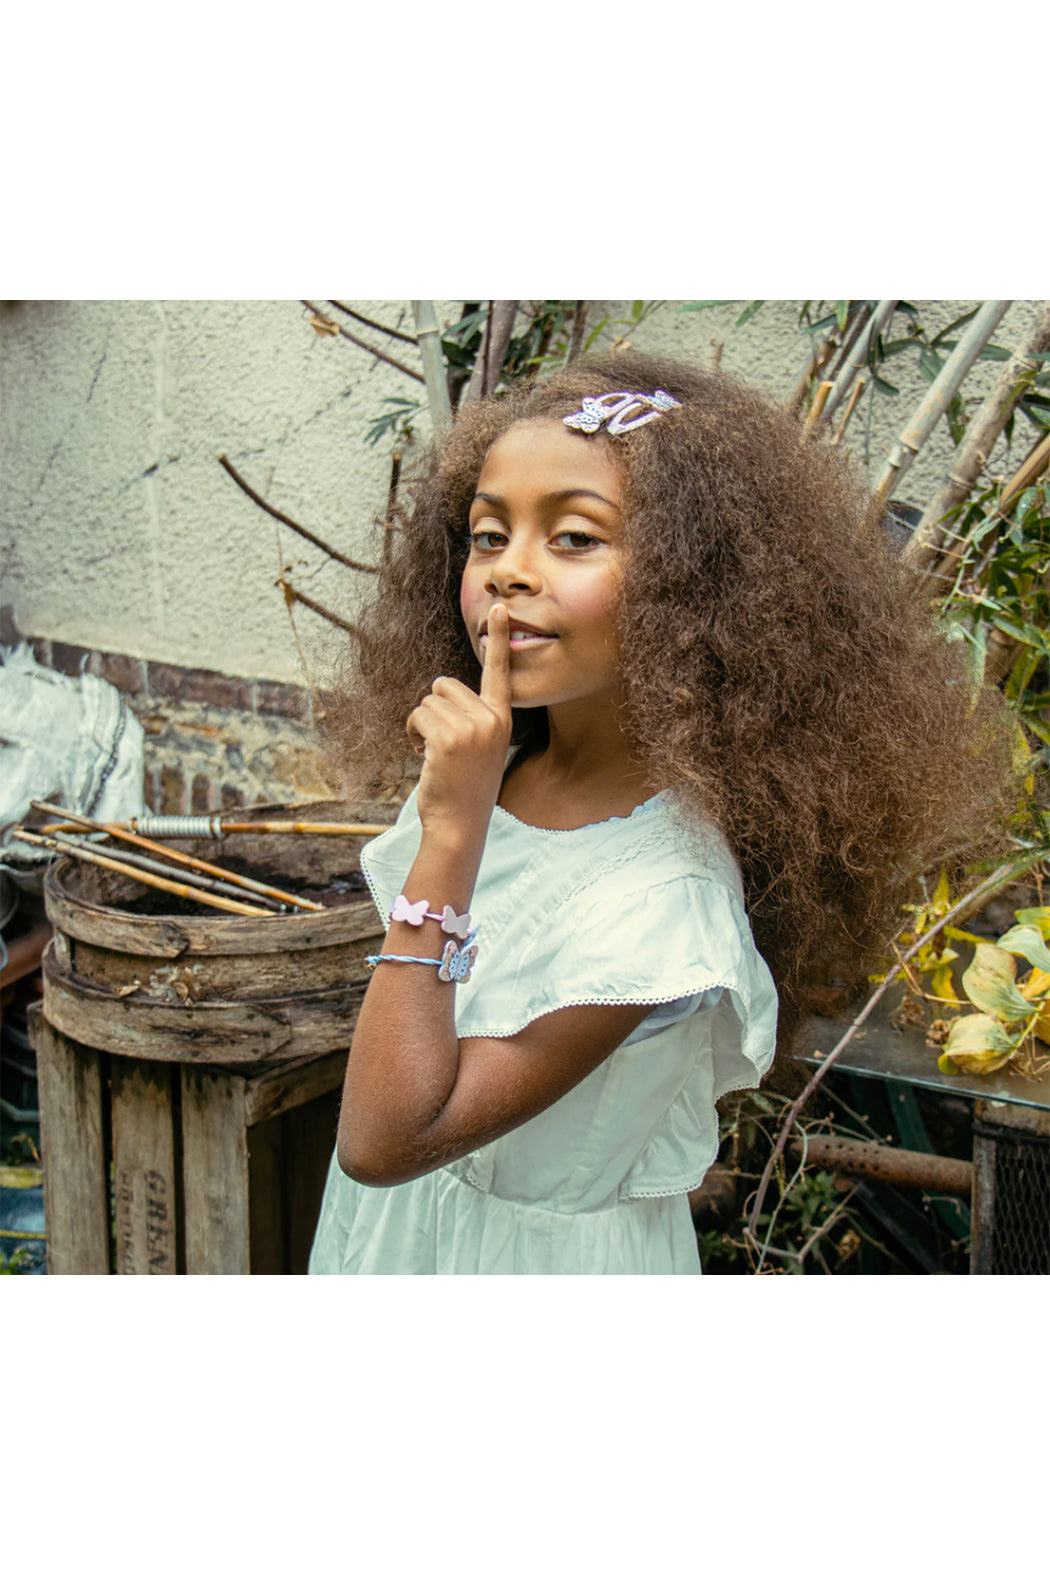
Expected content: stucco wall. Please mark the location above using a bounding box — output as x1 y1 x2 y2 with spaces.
2 299 1045 687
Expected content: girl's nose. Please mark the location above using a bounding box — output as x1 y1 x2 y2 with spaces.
485 545 542 597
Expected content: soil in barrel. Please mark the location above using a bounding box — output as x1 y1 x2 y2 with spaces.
116 858 369 919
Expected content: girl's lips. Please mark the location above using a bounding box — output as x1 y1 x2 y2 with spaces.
480 631 557 650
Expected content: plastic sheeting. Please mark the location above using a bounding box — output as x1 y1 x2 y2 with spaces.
0 643 145 887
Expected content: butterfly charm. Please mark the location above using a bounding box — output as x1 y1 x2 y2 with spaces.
562 396 607 434
438 937 478 983
391 894 428 926
440 905 473 939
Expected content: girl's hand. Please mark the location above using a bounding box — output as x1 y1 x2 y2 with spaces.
407 603 513 841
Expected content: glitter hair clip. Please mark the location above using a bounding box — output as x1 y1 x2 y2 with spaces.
563 389 681 436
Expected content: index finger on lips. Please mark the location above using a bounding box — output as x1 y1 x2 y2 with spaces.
480 602 512 715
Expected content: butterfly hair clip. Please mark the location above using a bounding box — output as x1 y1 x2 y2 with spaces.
563 389 681 437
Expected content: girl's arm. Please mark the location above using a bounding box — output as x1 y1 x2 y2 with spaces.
337 605 652 1186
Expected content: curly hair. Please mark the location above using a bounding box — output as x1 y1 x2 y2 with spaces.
327 351 1022 1057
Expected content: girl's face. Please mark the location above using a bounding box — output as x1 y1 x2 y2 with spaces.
460 419 627 714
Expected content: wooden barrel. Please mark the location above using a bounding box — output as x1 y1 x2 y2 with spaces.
41 800 392 1068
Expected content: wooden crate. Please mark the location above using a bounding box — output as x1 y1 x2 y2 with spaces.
29 1003 354 1274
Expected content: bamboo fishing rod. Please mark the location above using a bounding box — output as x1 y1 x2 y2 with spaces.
35 827 289 912
129 815 390 838
31 801 324 913
12 831 273 917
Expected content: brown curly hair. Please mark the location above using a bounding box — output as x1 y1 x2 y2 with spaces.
327 351 1022 1057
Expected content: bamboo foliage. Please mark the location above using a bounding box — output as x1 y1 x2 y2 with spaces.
819 300 898 424
866 300 1013 525
904 306 1050 571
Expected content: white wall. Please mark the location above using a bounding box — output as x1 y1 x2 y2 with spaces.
2 299 1044 686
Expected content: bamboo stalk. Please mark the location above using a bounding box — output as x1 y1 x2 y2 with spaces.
39 828 289 911
213 821 390 836
820 300 899 424
785 303 865 419
12 831 273 917
30 801 325 912
930 428 1050 588
904 305 1050 570
830 377 866 446
411 301 452 436
802 380 834 439
866 300 1013 528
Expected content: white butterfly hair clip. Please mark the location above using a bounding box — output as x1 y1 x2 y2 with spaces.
563 389 681 437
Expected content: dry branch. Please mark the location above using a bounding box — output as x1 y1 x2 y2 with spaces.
300 301 425 383
278 577 357 635
219 454 378 575
328 301 418 346
463 301 520 405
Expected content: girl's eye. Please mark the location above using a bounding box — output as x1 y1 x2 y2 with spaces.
469 528 507 550
552 530 601 550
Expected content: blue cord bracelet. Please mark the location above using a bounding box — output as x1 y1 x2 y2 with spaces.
365 930 478 983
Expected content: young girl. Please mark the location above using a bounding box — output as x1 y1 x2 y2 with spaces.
309 350 1018 1276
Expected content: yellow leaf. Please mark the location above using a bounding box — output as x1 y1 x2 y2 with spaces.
1032 1000 1050 1046
930 963 959 1005
934 867 951 908
938 1013 1018 1075
962 944 1033 1022
1013 907 1050 941
1020 967 1050 1002
944 925 989 946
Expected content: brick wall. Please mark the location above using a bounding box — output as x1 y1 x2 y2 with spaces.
24 637 341 813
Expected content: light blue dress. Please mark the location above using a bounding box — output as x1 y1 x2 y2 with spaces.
308 788 778 1275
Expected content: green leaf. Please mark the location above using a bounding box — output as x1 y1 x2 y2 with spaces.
677 301 734 312
735 300 765 328
835 301 850 332
978 344 1012 361
997 925 1050 971
872 373 900 395
962 944 1035 1022
931 307 979 347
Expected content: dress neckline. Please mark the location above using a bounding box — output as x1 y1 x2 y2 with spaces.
491 790 670 836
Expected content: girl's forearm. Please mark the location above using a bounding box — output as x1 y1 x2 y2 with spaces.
337 821 488 1181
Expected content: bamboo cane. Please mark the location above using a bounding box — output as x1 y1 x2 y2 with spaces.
784 303 866 419
830 378 866 446
30 801 325 912
12 831 273 917
36 828 290 910
411 301 452 436
820 300 899 424
904 304 1050 571
929 427 1050 590
207 820 390 837
462 302 520 405
866 300 1013 528
802 381 834 439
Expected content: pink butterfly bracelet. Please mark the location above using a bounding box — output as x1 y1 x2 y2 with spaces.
390 893 473 939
